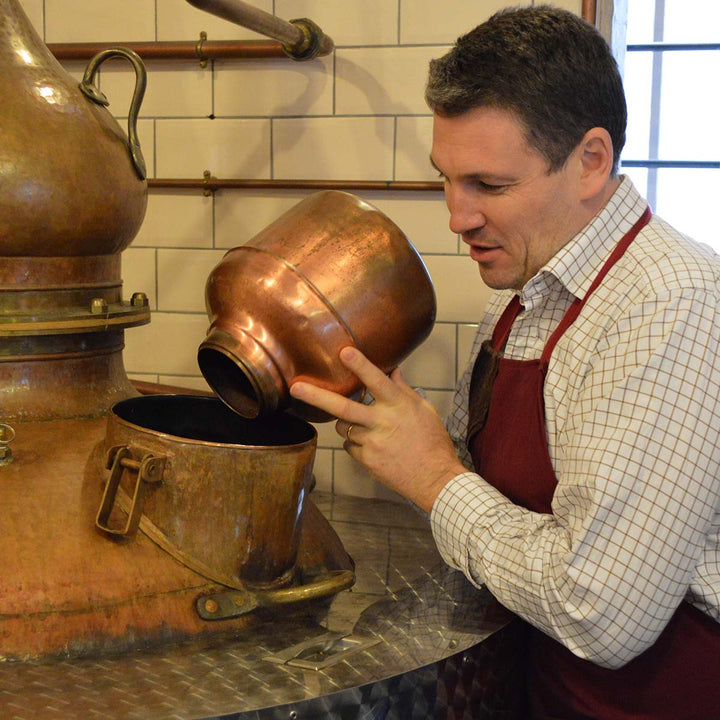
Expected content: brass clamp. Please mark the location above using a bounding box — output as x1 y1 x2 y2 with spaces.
195 31 209 68
96 445 166 538
202 169 215 196
282 18 330 61
0 423 15 466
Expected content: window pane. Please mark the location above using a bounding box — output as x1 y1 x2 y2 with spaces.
664 0 720 43
626 0 657 44
658 51 720 159
654 168 720 248
623 52 654 159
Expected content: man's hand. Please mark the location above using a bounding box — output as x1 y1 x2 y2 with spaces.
290 346 465 512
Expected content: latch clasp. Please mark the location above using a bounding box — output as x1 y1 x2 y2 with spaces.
96 445 166 538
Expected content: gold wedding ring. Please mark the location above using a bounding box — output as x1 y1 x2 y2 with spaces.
345 424 355 442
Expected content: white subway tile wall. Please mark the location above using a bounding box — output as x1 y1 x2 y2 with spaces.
28 0 581 500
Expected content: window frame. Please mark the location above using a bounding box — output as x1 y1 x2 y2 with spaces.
590 0 719 233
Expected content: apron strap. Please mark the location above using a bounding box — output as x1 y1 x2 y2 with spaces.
491 294 524 351
541 206 652 365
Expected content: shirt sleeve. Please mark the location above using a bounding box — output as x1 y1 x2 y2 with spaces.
432 286 720 669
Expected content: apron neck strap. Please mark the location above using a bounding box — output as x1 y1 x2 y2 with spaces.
487 206 652 360
540 206 652 364
491 294 523 351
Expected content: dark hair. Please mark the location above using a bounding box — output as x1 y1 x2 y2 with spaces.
425 5 626 174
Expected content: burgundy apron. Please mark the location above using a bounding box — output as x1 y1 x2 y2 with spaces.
467 208 720 720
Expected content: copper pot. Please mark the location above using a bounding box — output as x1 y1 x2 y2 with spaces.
0 0 147 257
98 394 319 589
199 190 436 420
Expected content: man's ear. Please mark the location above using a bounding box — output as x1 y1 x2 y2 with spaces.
577 127 615 200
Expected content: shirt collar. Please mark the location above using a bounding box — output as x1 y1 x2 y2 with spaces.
520 176 649 306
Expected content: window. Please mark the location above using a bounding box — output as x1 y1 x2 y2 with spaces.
621 0 720 249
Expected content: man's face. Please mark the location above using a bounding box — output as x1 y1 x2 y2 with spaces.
431 107 584 291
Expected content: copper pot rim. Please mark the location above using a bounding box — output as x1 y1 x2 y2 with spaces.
108 394 317 450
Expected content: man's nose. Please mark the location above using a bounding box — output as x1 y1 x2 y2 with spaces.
445 186 486 235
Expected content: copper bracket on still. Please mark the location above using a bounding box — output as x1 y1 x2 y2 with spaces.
96 445 167 538
195 569 356 620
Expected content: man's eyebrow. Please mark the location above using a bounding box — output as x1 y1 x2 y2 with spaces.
429 156 518 185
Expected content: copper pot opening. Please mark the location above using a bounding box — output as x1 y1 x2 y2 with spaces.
197 344 265 420
112 394 313 446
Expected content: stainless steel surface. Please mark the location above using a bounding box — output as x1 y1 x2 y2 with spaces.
0 493 521 719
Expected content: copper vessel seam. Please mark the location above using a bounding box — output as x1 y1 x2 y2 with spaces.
0 345 126 363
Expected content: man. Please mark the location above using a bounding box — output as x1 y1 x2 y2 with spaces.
290 6 720 718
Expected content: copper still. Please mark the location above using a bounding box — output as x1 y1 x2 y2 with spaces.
0 0 353 661
199 190 437 421
0 0 149 420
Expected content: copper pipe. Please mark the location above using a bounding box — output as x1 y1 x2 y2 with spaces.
147 178 444 193
49 39 286 62
582 0 597 24
185 0 333 59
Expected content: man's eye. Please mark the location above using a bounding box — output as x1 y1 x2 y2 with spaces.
477 180 507 193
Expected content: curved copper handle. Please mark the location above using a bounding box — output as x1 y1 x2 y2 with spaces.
254 569 355 607
0 422 15 466
79 47 147 180
196 569 356 620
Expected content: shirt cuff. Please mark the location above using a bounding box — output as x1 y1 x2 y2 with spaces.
430 471 510 581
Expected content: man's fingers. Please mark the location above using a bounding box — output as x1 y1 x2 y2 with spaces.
338 346 400 402
290 380 376 428
289 346 404 423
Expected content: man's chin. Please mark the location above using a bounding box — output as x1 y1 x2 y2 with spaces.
477 265 520 291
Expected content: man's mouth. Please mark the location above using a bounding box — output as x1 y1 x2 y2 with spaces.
468 244 502 263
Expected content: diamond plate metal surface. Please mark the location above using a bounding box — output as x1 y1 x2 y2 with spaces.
0 493 524 720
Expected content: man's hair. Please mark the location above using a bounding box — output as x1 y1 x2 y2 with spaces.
425 5 626 175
